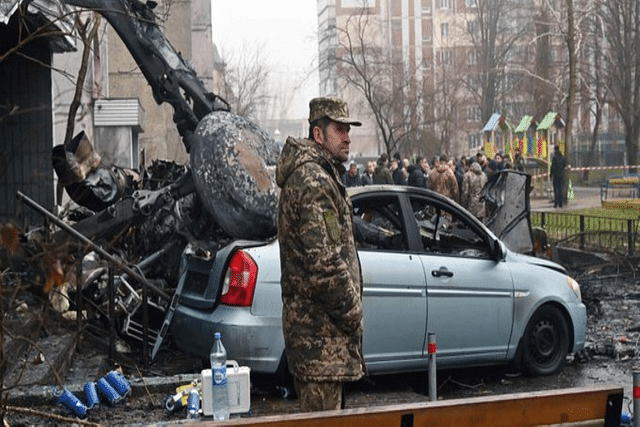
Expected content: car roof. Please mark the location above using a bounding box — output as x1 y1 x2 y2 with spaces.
347 184 493 237
347 184 460 207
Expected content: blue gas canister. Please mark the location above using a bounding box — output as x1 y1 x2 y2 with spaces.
96 377 122 405
84 381 100 409
106 370 131 397
57 389 87 418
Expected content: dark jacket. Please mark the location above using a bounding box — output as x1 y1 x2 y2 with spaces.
373 164 393 184
407 164 425 188
343 171 362 187
550 151 567 182
361 172 374 186
393 166 407 185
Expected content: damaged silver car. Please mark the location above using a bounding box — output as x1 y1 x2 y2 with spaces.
171 181 586 382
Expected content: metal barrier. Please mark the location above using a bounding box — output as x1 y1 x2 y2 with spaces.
531 211 640 256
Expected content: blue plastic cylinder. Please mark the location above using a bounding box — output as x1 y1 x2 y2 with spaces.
187 388 200 419
105 370 131 397
96 377 122 405
57 389 87 418
84 381 100 409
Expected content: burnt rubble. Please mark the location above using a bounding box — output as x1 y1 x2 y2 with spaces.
3 157 242 379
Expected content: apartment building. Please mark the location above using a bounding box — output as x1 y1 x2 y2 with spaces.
317 0 624 165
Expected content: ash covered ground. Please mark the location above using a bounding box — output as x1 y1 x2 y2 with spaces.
1 252 638 426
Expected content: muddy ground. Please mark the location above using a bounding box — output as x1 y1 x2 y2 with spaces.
1 250 638 426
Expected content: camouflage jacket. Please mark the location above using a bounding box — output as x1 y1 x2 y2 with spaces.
276 136 365 382
461 162 487 220
427 164 460 202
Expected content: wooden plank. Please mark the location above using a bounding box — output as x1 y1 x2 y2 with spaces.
188 385 622 427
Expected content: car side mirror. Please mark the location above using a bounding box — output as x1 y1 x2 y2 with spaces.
492 239 505 262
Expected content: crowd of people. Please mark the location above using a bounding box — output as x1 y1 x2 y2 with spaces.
342 147 527 221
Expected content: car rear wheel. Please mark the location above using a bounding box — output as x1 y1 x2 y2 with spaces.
521 305 569 376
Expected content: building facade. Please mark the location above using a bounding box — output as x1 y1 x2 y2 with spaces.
53 0 225 171
317 0 626 165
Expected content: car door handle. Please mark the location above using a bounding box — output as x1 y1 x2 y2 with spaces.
432 268 453 278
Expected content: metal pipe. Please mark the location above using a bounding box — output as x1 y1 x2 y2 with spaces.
75 242 83 334
428 332 437 401
108 267 115 359
16 191 170 302
633 371 640 427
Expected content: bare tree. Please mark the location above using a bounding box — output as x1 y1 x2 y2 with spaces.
601 0 640 171
578 0 608 177
563 0 577 161
464 0 530 124
63 12 101 146
537 0 578 161
0 3 79 124
216 42 271 123
333 7 425 157
428 48 465 155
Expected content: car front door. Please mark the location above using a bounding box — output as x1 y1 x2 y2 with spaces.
352 193 428 374
408 194 515 366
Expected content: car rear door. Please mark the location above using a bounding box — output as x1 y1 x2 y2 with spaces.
407 194 515 366
352 193 428 373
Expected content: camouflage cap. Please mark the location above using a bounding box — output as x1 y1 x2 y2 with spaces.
308 97 362 126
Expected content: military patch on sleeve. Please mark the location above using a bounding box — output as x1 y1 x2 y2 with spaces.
323 209 341 244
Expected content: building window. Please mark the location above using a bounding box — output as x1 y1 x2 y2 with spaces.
422 1 431 14
467 106 481 122
423 33 432 42
440 0 449 9
467 20 476 35
441 23 448 39
467 49 478 66
341 0 376 7
469 133 482 150
439 49 451 64
465 0 478 7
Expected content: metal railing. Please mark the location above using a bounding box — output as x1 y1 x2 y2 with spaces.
531 211 640 255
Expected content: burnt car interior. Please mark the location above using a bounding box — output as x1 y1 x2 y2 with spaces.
352 196 407 251
410 197 491 258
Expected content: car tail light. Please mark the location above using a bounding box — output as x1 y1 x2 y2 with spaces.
220 249 258 306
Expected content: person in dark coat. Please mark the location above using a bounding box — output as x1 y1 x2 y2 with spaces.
361 161 375 185
514 147 526 172
407 163 425 188
550 145 567 208
373 154 394 184
391 159 407 185
343 162 362 187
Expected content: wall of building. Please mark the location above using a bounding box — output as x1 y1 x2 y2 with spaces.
318 0 620 163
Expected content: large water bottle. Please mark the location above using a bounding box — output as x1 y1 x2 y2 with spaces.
210 332 229 420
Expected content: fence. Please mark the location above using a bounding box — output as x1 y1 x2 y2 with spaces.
531 211 640 256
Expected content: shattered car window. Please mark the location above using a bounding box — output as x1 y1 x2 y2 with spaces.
410 196 490 258
352 196 408 251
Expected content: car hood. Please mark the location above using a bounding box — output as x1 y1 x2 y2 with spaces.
507 250 567 275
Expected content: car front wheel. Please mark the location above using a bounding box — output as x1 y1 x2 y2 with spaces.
521 305 570 376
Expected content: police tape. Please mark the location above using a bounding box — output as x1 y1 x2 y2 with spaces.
530 164 640 181
569 165 640 172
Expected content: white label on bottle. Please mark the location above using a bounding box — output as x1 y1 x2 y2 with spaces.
213 366 227 385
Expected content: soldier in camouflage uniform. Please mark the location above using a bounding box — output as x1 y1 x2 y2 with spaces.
276 97 366 412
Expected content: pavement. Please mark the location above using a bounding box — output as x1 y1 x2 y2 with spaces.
530 186 602 212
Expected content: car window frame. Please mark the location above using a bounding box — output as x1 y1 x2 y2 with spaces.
404 192 495 259
351 192 413 253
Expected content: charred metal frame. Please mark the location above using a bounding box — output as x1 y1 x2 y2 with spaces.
64 0 230 153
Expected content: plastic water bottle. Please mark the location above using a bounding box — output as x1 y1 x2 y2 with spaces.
210 332 229 420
